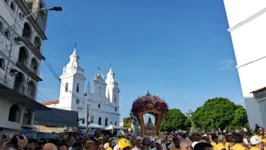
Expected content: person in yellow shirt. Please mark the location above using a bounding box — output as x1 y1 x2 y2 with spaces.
230 134 248 150
211 135 218 148
170 136 181 150
215 135 227 150
250 136 264 150
225 133 234 150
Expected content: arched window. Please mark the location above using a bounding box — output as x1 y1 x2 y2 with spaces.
8 104 21 122
115 121 117 126
111 121 113 125
99 86 101 96
115 107 117 112
22 23 31 40
91 116 94 123
22 109 31 125
18 47 28 65
14 72 25 94
65 83 68 92
0 58 5 70
105 118 108 126
31 58 38 73
28 81 36 98
76 83 79 93
10 2 16 12
4 30 10 40
98 104 101 108
114 94 117 103
34 36 41 51
98 117 102 125
0 21 3 32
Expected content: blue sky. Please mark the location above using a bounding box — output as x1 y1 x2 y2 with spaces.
39 0 243 119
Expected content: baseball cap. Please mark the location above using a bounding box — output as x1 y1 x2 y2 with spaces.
98 137 104 140
202 134 208 138
156 139 162 144
104 143 110 149
86 140 94 144
136 136 142 141
192 141 199 148
119 138 131 149
149 137 155 142
250 136 261 145
173 136 180 141
111 140 116 147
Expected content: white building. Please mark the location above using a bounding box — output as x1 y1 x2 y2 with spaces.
0 0 48 132
44 48 120 127
223 0 266 129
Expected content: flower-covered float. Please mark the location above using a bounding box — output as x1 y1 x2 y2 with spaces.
131 91 168 135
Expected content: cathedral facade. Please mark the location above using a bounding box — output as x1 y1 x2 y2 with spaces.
44 48 120 127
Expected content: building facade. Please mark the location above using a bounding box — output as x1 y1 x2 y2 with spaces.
44 48 120 127
0 0 48 132
223 0 266 129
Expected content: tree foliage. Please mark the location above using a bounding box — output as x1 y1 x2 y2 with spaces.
123 117 132 128
191 97 248 131
161 108 189 132
231 105 249 129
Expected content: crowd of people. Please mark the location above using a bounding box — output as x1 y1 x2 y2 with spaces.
1 127 266 150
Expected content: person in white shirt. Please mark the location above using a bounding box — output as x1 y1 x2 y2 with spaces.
132 136 142 150
156 139 163 150
113 144 119 150
150 137 156 150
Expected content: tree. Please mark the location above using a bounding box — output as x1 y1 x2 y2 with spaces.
191 97 249 131
231 105 249 129
185 109 195 131
123 117 132 129
161 108 189 132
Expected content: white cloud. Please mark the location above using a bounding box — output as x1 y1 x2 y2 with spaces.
218 59 235 71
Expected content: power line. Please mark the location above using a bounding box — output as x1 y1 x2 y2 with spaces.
44 59 60 80
43 58 74 96
0 71 50 103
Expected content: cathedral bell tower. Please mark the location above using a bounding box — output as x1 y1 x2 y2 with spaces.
58 47 86 111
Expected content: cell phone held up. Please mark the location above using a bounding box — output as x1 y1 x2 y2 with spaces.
10 135 24 148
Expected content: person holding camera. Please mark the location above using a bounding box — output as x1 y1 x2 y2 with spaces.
0 135 28 150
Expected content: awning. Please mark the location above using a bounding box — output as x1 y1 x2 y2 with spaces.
0 83 48 110
79 123 104 129
105 125 127 130
34 108 78 127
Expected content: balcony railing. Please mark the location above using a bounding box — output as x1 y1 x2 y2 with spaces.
15 36 45 60
0 74 36 100
36 14 47 32
15 0 47 40
16 62 42 82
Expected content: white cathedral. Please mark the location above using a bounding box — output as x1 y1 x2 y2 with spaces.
44 48 120 127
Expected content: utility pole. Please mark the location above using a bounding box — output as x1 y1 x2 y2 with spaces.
84 93 89 135
85 100 88 134
3 7 19 85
